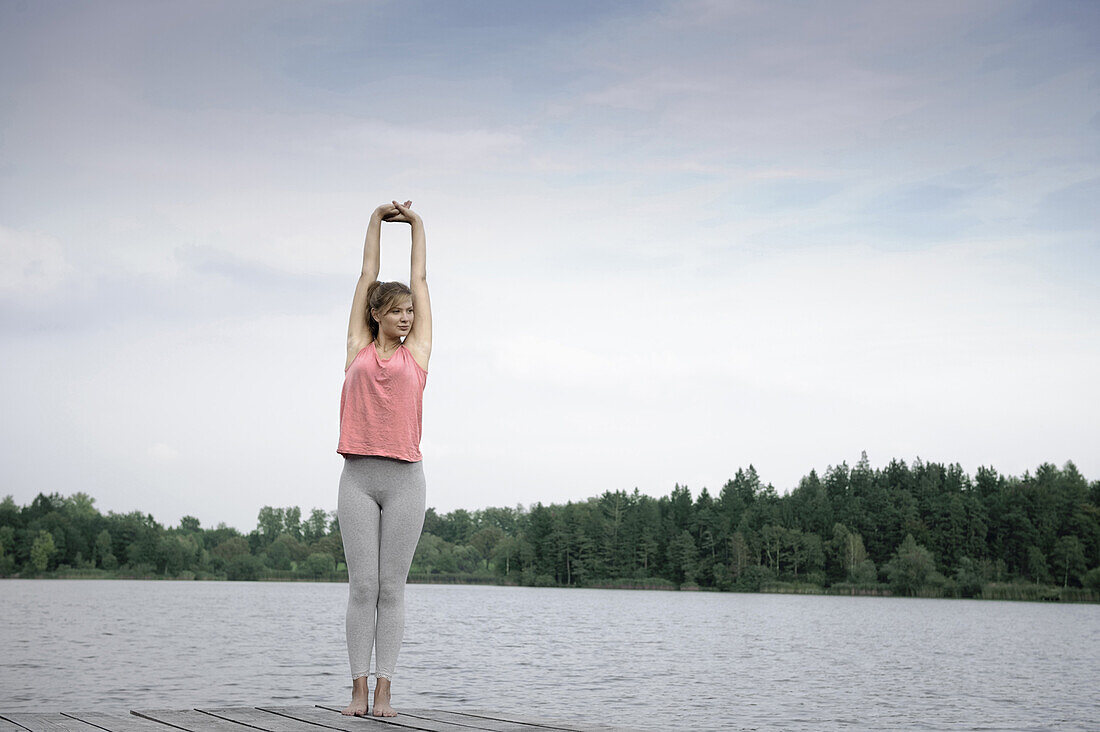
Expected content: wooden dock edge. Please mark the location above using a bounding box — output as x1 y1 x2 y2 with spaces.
0 706 649 732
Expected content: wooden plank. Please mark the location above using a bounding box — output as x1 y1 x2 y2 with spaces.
383 710 581 732
450 711 645 732
0 710 643 732
0 716 66 732
0 715 104 732
28 716 104 732
130 711 259 732
62 712 180 732
193 710 318 732
260 705 464 732
315 706 543 732
0 715 67 732
258 707 410 731
315 705 642 732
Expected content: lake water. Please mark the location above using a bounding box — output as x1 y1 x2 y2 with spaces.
1 580 1098 731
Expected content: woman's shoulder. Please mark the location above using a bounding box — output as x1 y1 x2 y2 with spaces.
345 338 374 372
400 341 429 375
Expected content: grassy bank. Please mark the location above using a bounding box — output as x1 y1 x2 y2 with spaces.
7 568 1098 602
760 579 1099 602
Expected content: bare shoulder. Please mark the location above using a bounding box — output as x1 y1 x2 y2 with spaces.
403 337 431 373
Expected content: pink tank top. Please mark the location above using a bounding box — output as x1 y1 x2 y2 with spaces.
338 342 427 462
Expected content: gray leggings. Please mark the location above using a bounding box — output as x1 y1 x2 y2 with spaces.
338 454 426 681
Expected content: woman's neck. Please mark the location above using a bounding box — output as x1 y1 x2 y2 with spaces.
376 336 401 353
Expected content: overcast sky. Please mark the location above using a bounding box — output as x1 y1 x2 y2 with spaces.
2 0 1098 533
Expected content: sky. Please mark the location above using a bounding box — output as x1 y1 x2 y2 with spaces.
1 0 1098 533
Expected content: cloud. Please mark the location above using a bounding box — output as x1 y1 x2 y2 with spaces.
0 243 345 336
1029 176 1100 232
147 442 179 461
0 225 74 296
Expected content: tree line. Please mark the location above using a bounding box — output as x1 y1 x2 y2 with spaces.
2 453 1098 599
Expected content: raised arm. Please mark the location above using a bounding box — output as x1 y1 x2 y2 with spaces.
391 200 432 371
345 204 395 370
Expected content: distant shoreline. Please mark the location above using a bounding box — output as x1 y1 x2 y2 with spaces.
6 570 1097 603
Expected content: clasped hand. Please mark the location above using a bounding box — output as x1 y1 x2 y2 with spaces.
375 200 419 224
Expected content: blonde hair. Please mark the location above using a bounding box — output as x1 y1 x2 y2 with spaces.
366 281 413 341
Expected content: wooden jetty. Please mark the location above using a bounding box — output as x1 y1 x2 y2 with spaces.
0 705 647 732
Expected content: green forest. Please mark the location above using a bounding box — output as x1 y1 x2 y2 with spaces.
3 452 1099 601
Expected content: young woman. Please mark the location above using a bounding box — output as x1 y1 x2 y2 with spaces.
337 200 431 718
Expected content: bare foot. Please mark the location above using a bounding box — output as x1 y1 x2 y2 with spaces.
342 676 369 716
372 677 398 717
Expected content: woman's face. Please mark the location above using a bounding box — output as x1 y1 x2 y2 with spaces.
374 296 413 338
